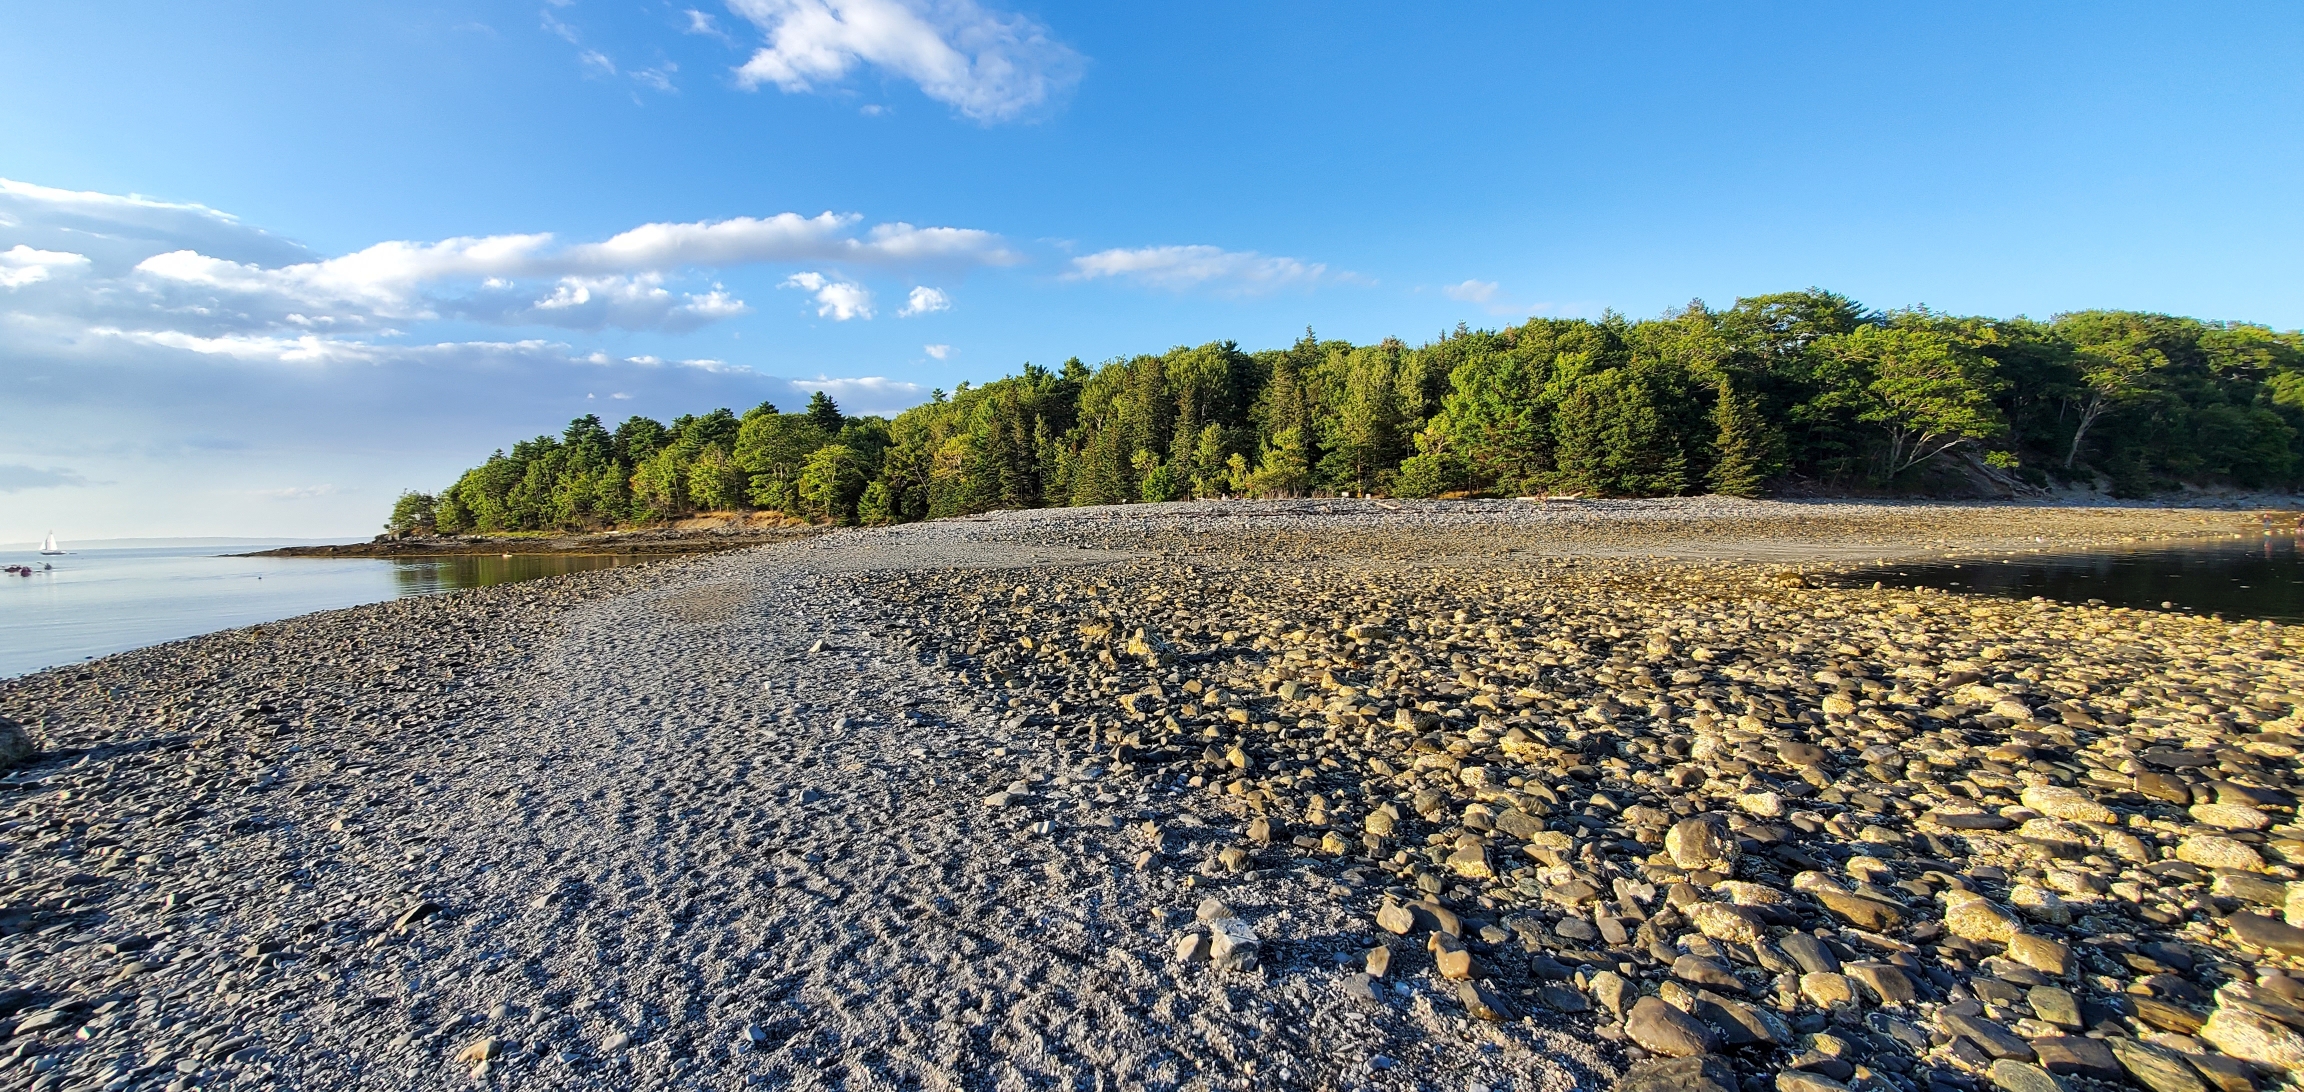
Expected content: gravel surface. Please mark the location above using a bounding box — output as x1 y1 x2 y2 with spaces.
0 497 2295 1092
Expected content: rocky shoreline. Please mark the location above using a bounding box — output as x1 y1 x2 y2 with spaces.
1 498 2297 1092
244 516 826 558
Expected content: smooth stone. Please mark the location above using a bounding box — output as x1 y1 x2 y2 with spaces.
1780 933 1841 975
2031 1036 2118 1081
1626 995 1721 1058
1776 1071 1851 1092
1846 962 1918 1005
2228 913 2304 956
2108 1037 2209 1092
1672 955 1745 992
1801 972 1858 1009
1943 1011 2035 1060
2028 986 2083 1029
2007 934 2072 976
1614 1054 1737 1092
2200 1009 2304 1071
1988 1059 2067 1092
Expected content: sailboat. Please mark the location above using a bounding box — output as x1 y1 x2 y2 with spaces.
39 532 63 556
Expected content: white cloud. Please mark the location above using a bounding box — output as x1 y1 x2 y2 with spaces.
1067 244 1325 294
922 343 951 359
514 273 750 331
726 0 1083 123
780 271 873 320
1444 279 1498 304
899 285 950 316
0 244 89 288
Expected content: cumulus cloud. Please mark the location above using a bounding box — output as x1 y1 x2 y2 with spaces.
1444 279 1498 304
0 464 90 493
780 271 873 320
0 177 1012 337
922 343 951 359
726 0 1083 123
1067 244 1326 294
899 285 950 316
501 274 750 332
0 245 90 289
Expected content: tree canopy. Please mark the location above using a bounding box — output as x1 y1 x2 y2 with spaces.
388 292 2304 534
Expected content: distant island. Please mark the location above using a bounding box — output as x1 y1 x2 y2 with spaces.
384 291 2304 535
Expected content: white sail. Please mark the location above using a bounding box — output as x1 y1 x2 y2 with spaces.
40 532 61 554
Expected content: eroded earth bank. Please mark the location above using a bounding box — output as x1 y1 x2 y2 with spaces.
2 499 2300 1092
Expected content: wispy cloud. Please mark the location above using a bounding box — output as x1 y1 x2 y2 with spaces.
726 0 1083 123
1067 244 1327 294
1444 279 1498 304
249 484 338 500
781 271 873 320
898 285 950 316
785 374 926 410
922 343 951 359
0 464 90 493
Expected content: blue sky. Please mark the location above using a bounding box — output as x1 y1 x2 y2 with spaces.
2 1 2300 540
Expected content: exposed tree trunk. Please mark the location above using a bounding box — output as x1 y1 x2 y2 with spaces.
2063 391 2107 469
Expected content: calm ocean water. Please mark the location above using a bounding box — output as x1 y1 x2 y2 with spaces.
0 545 662 678
1836 533 2304 623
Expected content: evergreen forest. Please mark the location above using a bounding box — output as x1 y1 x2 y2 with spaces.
388 290 2304 534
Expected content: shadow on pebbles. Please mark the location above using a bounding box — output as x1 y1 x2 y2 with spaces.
0 498 2295 1092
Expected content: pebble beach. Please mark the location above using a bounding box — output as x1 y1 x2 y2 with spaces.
1 497 2298 1092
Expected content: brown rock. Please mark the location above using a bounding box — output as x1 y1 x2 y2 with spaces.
1626 995 1721 1058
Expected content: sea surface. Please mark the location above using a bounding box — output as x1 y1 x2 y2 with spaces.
1838 533 2304 623
0 545 665 678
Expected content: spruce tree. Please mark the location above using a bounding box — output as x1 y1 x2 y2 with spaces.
1707 379 1777 497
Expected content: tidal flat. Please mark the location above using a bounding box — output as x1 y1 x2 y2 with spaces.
0 498 2296 1092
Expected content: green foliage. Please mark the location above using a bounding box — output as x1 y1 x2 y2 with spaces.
385 491 437 534
404 295 2304 532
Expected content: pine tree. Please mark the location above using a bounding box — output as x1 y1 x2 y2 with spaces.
1707 379 1777 497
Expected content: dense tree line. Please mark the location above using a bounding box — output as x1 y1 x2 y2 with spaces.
388 290 2304 533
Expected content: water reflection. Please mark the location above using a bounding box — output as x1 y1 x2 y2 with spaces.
389 553 666 595
1839 533 2304 623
